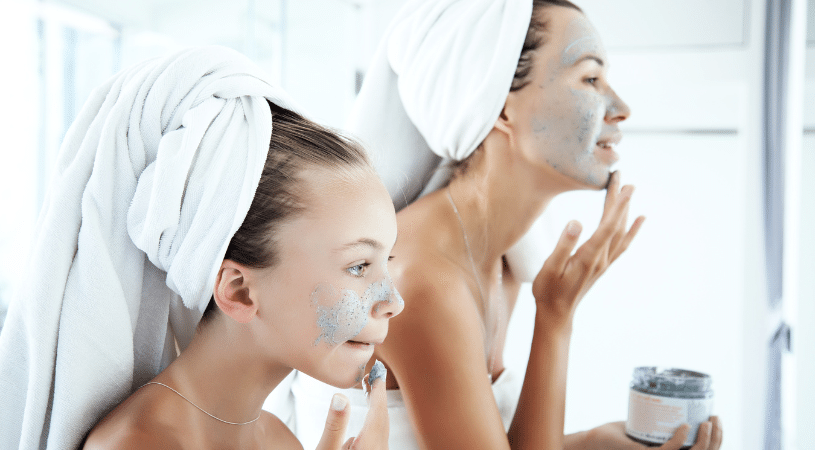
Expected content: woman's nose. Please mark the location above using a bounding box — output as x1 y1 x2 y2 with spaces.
605 88 631 124
372 278 404 319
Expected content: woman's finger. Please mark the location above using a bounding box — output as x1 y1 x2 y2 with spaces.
601 171 621 221
709 416 723 450
578 185 634 260
315 394 351 450
605 197 631 264
657 424 690 450
609 215 645 263
689 422 712 450
542 220 583 274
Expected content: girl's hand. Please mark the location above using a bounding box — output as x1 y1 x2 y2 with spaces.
532 171 644 327
581 418 723 450
315 375 389 450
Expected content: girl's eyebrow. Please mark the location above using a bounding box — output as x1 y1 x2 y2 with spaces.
338 238 383 251
335 233 399 253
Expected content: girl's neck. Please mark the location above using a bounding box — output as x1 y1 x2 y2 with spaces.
155 315 291 436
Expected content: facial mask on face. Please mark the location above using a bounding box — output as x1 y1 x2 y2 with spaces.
367 359 387 387
311 274 401 346
530 18 620 187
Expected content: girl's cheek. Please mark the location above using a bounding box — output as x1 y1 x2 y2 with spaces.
310 282 368 346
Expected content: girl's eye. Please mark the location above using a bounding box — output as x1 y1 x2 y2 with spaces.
348 263 370 277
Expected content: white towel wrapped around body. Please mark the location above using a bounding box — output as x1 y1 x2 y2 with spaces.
0 45 299 450
348 0 552 282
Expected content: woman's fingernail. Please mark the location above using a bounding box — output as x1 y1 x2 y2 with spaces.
331 394 348 411
566 221 581 237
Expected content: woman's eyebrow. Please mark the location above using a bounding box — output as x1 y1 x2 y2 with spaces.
574 54 605 67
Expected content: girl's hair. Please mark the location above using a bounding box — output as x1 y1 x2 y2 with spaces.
202 102 371 320
450 0 583 178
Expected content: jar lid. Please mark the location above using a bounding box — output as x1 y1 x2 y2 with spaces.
631 366 712 395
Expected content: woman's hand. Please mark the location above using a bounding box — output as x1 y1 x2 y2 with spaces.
315 375 389 450
580 419 723 450
532 171 644 327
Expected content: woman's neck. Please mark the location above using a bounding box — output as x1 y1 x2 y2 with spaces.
445 129 586 271
156 315 291 434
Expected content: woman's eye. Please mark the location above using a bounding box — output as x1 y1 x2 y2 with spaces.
348 263 370 277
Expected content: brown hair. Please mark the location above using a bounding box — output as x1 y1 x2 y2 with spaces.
450 0 583 178
203 102 371 319
511 0 584 91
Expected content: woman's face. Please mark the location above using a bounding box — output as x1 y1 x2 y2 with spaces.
255 166 402 388
508 6 630 188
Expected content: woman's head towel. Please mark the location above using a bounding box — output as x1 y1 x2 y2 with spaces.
0 46 299 449
348 0 549 282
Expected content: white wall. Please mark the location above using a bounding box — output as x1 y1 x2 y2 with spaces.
0 0 39 325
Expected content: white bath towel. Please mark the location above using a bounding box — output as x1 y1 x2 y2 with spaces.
347 0 551 282
0 46 299 450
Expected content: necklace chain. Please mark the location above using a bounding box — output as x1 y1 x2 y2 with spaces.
446 187 500 381
143 382 261 425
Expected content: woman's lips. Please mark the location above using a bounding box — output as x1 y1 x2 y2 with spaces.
595 141 620 164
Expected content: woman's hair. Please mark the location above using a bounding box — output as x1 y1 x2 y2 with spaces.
510 0 583 92
202 102 371 320
450 0 583 178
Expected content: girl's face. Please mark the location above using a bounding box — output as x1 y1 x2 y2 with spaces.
255 167 402 388
508 7 630 188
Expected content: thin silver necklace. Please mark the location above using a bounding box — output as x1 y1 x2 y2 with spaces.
446 186 500 382
143 381 261 425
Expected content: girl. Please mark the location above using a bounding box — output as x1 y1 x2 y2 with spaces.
0 46 397 450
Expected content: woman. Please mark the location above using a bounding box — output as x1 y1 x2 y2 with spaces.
287 1 724 449
0 46 395 449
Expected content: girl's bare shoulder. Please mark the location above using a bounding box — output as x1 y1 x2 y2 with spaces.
83 388 185 449
260 411 303 449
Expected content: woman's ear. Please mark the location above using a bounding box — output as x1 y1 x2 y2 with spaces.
213 260 258 324
494 104 513 136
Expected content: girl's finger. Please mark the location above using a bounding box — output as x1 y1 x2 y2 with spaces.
315 394 351 450
354 365 389 448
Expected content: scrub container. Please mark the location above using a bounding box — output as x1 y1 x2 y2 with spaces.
625 367 714 448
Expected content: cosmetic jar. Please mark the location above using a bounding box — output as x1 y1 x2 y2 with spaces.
625 367 714 448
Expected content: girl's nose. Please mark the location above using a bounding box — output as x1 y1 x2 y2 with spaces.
372 278 404 319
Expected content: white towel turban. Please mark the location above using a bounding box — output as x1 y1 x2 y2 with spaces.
0 46 300 449
348 0 548 282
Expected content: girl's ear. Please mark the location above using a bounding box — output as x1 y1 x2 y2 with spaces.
213 260 258 324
